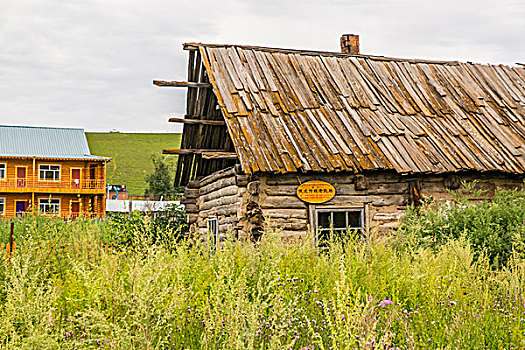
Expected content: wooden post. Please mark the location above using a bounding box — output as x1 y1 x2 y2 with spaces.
32 158 36 217
9 221 13 251
6 221 15 262
103 161 107 218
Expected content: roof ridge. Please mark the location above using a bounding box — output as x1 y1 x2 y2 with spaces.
184 42 523 67
0 125 84 131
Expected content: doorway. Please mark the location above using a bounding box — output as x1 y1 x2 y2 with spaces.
71 201 80 217
16 167 26 187
71 169 81 189
15 201 28 216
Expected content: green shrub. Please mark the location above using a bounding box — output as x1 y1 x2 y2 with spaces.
399 181 525 266
106 204 188 248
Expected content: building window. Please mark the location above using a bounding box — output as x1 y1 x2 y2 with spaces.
39 198 60 215
208 217 218 250
39 165 61 181
0 164 5 180
0 198 5 215
315 208 364 247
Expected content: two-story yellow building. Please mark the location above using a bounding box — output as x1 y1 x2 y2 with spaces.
0 125 111 220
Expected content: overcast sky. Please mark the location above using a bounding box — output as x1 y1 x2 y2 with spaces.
1 0 524 133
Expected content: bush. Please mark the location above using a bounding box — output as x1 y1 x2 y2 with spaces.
106 204 188 248
399 181 525 266
144 155 177 200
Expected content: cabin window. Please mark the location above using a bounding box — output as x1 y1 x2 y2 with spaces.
315 208 364 247
39 164 61 181
0 164 5 180
0 198 5 214
208 217 218 250
39 198 60 215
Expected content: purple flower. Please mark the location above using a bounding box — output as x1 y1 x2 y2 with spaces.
379 299 393 307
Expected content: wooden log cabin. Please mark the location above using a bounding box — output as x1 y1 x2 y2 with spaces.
0 125 110 220
156 35 525 246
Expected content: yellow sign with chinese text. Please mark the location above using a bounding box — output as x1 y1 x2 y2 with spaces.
296 180 335 204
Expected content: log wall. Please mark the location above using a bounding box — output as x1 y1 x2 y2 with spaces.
182 166 251 243
258 171 525 238
184 169 525 240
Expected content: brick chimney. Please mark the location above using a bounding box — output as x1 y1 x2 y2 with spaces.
340 34 360 54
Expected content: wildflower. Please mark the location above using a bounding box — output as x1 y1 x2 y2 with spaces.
449 300 457 306
379 299 393 307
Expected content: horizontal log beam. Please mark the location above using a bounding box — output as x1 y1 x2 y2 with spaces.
202 152 238 160
164 149 227 155
153 80 211 88
163 149 238 159
168 117 226 126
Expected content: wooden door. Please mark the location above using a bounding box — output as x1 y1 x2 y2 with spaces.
15 201 28 216
16 167 26 187
71 202 80 217
88 165 96 188
71 169 81 188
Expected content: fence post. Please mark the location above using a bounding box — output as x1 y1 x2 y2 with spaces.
6 221 15 263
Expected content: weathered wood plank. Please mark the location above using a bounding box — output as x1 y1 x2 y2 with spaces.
163 149 237 159
168 117 226 126
153 80 211 88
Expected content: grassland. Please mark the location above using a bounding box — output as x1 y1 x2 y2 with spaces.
1 215 525 349
86 133 181 196
1 186 524 348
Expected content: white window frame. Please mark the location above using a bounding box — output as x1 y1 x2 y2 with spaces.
39 198 60 215
39 164 61 181
208 217 218 250
0 163 5 180
314 207 365 247
0 198 5 215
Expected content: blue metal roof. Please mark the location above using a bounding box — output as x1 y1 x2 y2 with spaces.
0 125 110 160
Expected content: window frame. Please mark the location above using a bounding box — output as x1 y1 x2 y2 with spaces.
313 206 365 247
39 198 61 215
208 217 218 250
0 198 5 215
38 164 61 182
0 163 6 180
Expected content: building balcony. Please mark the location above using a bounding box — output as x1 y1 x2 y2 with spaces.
0 178 106 194
0 211 101 221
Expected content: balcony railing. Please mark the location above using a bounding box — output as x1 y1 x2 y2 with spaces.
0 178 105 191
0 211 102 221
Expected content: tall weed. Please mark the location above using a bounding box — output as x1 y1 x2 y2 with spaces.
0 214 524 348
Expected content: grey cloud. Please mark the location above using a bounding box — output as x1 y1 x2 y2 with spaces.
1 0 524 132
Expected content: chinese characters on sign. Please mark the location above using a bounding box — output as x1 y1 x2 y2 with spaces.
296 180 335 204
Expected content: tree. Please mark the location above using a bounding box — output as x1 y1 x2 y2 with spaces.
144 155 176 200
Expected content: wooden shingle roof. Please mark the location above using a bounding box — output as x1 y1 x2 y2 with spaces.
181 43 525 177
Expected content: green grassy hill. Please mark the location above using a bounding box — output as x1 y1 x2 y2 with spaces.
86 133 181 196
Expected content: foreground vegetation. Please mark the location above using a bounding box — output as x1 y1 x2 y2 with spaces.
0 186 525 349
